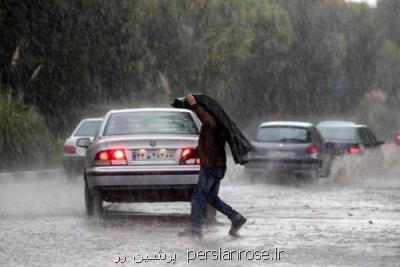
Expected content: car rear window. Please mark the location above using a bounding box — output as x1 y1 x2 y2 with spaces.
103 111 198 136
317 126 358 141
256 126 310 143
74 120 102 137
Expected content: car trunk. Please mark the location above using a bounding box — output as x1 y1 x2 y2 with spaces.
99 134 199 165
325 140 359 155
251 141 313 160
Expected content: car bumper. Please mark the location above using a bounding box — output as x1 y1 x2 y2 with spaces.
62 156 85 173
245 159 319 175
86 165 200 202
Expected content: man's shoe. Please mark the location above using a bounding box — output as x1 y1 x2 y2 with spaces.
229 214 247 236
178 228 202 238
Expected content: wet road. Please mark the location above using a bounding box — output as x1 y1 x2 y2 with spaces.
0 160 399 266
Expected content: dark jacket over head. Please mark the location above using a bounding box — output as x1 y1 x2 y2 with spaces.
171 94 252 165
191 103 226 169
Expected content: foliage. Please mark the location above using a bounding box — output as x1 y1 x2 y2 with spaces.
0 90 53 171
1 0 400 169
356 90 399 138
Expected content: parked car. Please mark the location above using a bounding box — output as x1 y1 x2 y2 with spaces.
245 121 333 181
78 108 206 216
63 118 102 179
316 121 384 155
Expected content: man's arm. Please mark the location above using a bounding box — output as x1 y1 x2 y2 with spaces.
187 94 216 127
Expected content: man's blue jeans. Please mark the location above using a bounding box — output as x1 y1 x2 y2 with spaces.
190 167 236 230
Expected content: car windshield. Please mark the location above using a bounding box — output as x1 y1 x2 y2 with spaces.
103 111 198 136
256 126 310 143
317 126 358 141
74 120 102 137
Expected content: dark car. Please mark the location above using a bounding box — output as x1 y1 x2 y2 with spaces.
245 121 334 181
316 121 384 155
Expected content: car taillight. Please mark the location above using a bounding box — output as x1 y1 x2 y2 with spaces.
94 149 127 166
396 133 400 142
347 146 361 154
180 147 200 165
305 145 320 155
182 148 194 158
64 145 76 154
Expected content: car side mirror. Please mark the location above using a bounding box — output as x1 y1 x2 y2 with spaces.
76 138 91 148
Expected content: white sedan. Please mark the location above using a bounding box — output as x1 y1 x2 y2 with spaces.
62 118 102 179
78 108 205 216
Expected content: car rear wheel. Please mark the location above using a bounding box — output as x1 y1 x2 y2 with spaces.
62 160 78 181
320 157 333 178
297 169 319 183
65 171 78 182
84 182 103 216
309 169 319 182
63 165 77 181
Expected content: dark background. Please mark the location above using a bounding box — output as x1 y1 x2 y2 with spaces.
1 0 399 170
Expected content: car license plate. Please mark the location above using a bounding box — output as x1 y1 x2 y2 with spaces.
132 149 174 161
265 151 295 158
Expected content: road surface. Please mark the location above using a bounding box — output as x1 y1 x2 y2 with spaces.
0 158 399 266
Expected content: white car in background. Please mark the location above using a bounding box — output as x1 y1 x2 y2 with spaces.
62 118 102 179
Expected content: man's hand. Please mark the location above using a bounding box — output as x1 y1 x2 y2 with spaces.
186 94 197 106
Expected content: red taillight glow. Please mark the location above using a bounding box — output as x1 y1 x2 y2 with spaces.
94 149 127 165
181 148 193 158
97 151 109 161
347 146 361 154
113 150 125 160
180 148 199 165
64 145 76 154
305 145 320 155
396 134 400 142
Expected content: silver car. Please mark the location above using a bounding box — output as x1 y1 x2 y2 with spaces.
245 121 333 181
62 118 102 179
78 108 202 215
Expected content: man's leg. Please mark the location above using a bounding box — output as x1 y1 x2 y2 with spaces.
206 168 247 236
206 168 238 219
190 169 215 232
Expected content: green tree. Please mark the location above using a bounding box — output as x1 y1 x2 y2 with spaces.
0 90 53 171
